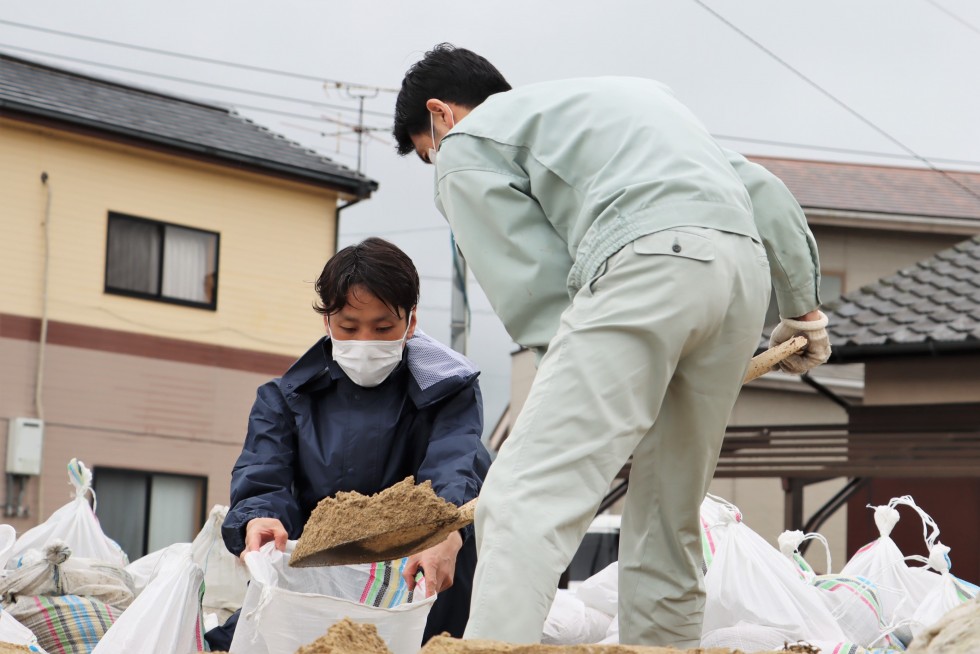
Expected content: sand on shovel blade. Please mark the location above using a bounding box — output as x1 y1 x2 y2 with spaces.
291 476 462 567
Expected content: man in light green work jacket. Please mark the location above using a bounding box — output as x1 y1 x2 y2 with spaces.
393 43 832 647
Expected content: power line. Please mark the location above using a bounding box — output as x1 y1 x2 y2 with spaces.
0 42 394 121
922 0 980 36
0 18 398 92
691 0 980 205
7 33 978 172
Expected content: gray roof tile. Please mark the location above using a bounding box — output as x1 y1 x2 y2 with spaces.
0 53 377 197
825 235 980 360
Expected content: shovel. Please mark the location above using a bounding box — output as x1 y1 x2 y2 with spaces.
290 335 808 567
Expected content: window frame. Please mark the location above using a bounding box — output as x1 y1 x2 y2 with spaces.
92 466 209 559
104 211 221 311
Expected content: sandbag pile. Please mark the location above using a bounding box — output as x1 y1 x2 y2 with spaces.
0 541 133 652
543 494 978 654
0 458 263 653
0 459 445 654
0 460 135 653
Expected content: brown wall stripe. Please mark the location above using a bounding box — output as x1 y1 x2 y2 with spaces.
0 313 296 376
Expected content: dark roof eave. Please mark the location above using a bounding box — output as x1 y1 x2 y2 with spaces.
1 100 378 199
828 338 980 363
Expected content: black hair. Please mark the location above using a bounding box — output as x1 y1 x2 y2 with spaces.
313 237 420 320
393 42 512 156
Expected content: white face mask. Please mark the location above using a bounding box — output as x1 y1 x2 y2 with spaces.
428 106 455 164
328 319 412 388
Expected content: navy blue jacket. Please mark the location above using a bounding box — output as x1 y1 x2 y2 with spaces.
222 330 490 555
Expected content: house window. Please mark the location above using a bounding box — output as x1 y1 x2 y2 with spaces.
93 468 207 559
105 212 219 309
764 272 844 327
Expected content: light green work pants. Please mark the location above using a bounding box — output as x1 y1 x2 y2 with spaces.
464 227 771 646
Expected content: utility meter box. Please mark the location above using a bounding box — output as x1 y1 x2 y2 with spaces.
6 418 44 476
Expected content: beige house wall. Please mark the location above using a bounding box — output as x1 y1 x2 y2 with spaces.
1 336 270 535
0 115 357 547
1 117 340 357
864 354 980 405
809 224 963 294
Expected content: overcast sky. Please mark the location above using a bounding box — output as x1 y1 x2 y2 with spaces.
3 0 979 436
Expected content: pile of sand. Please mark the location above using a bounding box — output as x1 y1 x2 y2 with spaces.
418 636 820 654
294 617 392 654
419 641 714 654
906 596 980 653
292 476 461 565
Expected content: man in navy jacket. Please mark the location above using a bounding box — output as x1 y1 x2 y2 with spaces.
210 238 490 649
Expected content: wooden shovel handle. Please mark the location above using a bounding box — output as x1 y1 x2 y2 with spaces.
457 497 478 524
743 335 808 383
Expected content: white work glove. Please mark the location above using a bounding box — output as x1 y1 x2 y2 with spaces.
769 310 831 374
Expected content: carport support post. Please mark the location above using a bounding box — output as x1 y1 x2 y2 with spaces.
782 477 805 531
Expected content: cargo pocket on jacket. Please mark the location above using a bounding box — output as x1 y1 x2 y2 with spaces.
632 228 715 262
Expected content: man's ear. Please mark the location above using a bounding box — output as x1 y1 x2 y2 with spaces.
406 308 418 340
425 98 452 126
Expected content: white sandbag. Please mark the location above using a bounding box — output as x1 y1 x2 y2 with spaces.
812 574 905 649
804 640 872 654
230 541 435 654
702 624 871 654
191 505 249 622
541 588 613 645
0 605 48 652
700 493 740 572
700 621 797 651
906 595 980 654
909 543 979 640
0 541 134 611
91 549 206 654
574 561 618 617
703 499 846 643
10 460 127 568
841 496 944 645
0 524 17 571
779 529 832 582
124 543 191 597
9 594 118 653
599 613 618 644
